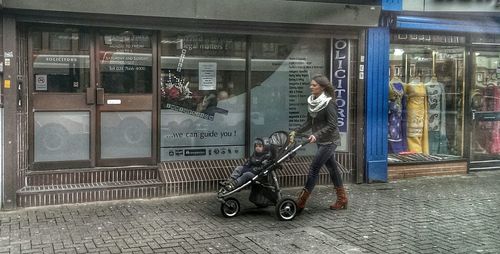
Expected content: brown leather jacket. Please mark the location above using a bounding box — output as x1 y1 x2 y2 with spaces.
295 100 341 146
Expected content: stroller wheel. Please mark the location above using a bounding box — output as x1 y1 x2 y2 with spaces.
275 198 298 221
220 198 240 218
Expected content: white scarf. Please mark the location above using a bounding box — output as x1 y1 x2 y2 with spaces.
307 92 332 117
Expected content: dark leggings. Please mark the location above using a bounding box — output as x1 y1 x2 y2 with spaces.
304 143 343 192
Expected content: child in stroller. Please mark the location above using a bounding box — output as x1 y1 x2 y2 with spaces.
220 137 272 192
217 131 310 221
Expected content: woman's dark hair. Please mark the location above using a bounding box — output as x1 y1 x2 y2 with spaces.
312 74 334 97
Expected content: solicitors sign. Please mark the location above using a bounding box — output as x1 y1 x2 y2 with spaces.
331 39 349 152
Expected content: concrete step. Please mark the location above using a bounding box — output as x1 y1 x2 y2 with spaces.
26 166 159 186
17 179 165 207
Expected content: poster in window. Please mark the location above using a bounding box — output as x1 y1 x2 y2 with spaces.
199 62 217 91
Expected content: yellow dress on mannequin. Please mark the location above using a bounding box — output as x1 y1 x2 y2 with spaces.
405 79 429 154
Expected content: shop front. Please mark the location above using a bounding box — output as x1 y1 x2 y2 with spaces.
29 27 157 169
1 0 380 208
387 31 469 179
381 10 500 179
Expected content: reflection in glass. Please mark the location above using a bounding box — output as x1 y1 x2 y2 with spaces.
160 32 246 161
49 32 72 51
250 36 328 156
31 28 90 93
34 112 90 162
388 44 464 163
101 112 151 159
471 51 500 162
99 30 153 93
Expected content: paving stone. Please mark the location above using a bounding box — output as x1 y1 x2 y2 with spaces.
1 171 500 253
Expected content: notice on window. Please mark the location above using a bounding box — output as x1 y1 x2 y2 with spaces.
35 75 48 91
199 62 217 90
287 58 310 131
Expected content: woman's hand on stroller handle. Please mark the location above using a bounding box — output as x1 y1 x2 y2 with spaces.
288 131 311 146
307 135 316 143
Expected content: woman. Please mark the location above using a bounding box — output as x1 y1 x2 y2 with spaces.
290 74 348 210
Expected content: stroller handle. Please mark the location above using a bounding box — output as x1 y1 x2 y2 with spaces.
300 140 310 146
292 133 311 146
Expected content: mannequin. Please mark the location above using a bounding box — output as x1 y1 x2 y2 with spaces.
425 75 448 154
405 75 429 154
388 75 407 153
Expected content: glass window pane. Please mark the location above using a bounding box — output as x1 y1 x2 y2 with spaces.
471 51 500 162
160 32 246 161
101 112 151 159
251 36 328 156
49 32 72 51
32 28 90 93
32 31 42 50
34 112 90 162
388 44 464 163
99 30 153 93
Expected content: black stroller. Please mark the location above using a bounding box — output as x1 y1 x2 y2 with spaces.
217 131 309 221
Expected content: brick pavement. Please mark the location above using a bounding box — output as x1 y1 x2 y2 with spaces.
0 171 499 253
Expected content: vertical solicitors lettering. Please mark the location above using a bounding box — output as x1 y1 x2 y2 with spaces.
333 40 348 132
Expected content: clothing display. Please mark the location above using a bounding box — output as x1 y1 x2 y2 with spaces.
387 44 482 164
405 79 429 154
388 78 407 153
425 77 448 154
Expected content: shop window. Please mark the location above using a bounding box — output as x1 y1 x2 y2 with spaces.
160 32 246 161
388 44 465 163
31 28 90 93
250 36 328 156
99 30 152 94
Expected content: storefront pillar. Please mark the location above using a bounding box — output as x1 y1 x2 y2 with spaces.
0 94 3 209
365 27 390 182
1 15 17 209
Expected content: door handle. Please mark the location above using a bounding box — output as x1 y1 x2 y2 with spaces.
96 87 105 105
86 87 95 105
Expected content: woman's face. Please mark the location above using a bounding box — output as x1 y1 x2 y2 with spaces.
310 80 324 97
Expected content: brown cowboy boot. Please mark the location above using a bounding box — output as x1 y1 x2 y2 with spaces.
296 188 311 209
330 186 348 210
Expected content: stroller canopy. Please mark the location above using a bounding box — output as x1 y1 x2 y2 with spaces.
268 131 290 160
